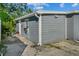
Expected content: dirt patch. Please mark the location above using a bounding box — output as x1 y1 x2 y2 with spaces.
14 34 34 46
36 40 79 56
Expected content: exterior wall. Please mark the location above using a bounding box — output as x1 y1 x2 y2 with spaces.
15 13 79 45
42 14 66 44
73 14 79 41
16 16 39 44
67 14 74 40
28 16 39 44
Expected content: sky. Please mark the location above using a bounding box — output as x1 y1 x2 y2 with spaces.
27 3 79 11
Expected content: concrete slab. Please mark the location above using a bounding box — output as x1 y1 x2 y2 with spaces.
5 43 26 56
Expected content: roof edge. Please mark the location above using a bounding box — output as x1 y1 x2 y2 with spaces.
15 13 35 21
15 10 79 21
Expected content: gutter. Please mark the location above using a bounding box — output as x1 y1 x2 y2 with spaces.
15 13 35 21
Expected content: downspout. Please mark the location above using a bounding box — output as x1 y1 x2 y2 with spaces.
35 13 42 46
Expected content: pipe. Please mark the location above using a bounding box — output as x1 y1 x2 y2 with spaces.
35 13 39 18
35 13 42 46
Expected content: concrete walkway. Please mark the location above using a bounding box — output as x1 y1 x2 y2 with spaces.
4 37 26 56
5 43 26 56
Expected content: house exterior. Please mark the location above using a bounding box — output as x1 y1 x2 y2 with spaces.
15 10 79 46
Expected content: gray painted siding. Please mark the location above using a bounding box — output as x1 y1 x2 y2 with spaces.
15 17 39 44
67 15 74 40
15 13 79 44
28 17 39 44
74 14 79 41
42 14 66 44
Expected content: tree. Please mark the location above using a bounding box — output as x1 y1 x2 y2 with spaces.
0 3 32 40
3 3 32 18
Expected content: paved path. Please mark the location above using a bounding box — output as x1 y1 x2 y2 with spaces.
4 37 26 56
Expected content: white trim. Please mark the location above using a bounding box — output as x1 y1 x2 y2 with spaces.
19 21 21 34
35 13 39 18
38 14 42 46
65 18 67 39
